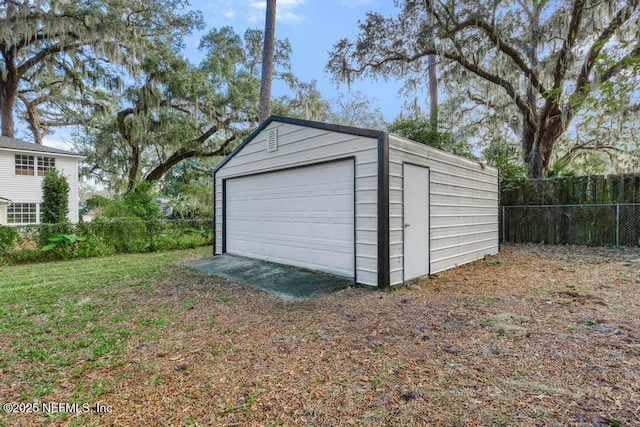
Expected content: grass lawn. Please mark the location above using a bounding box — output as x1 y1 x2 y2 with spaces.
0 247 212 426
1 244 639 426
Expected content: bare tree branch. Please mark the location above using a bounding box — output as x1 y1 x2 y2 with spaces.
439 18 548 96
570 1 640 113
18 41 83 76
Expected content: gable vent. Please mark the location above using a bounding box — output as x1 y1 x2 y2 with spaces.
267 128 278 152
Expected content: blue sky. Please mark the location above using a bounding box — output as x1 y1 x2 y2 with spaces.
44 0 406 149
186 0 407 121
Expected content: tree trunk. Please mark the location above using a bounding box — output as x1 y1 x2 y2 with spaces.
427 54 438 133
0 81 17 138
23 98 44 144
126 144 141 194
1 3 17 138
530 108 565 178
145 149 194 183
258 0 277 123
522 121 535 166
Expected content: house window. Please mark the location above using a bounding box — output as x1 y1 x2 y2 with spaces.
37 156 55 176
15 155 35 175
7 203 39 224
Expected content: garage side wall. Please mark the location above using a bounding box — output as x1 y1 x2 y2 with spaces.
388 136 499 284
215 121 380 286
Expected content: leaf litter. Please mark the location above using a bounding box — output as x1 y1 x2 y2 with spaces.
2 244 640 426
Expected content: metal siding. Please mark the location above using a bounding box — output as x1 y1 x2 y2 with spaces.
387 160 405 285
225 160 355 277
218 126 377 177
388 135 499 285
215 121 380 286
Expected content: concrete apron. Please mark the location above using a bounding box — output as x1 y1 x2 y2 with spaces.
186 254 354 300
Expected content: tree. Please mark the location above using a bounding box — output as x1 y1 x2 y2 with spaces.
273 80 332 121
328 91 387 129
78 27 296 193
389 116 448 150
274 86 388 129
427 54 438 132
388 115 474 159
159 158 215 219
327 0 640 177
259 0 277 122
41 168 69 224
0 0 201 142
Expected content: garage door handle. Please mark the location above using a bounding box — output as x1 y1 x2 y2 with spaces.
404 223 410 228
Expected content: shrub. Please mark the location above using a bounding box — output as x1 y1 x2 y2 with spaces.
85 218 144 253
40 233 87 260
0 224 18 251
38 222 73 248
4 219 213 264
41 168 70 224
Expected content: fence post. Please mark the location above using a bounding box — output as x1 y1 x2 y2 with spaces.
616 203 620 247
502 206 506 243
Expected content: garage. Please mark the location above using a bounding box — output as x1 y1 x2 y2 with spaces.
214 115 499 288
225 160 355 277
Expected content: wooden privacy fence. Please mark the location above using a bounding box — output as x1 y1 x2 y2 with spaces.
500 174 640 247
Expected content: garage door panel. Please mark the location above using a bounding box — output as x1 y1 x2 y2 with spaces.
226 160 355 278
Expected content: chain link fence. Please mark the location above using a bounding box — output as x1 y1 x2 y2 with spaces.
501 203 640 247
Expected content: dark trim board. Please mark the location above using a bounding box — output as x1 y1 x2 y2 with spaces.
377 133 391 289
212 168 216 256
220 156 358 281
352 159 358 284
221 179 227 254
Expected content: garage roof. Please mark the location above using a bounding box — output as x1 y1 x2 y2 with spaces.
214 115 386 174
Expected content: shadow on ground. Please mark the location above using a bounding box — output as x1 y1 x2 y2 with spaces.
186 254 354 300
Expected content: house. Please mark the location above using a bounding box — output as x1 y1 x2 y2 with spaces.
0 136 84 225
213 116 499 288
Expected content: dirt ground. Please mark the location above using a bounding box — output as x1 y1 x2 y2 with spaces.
5 244 640 426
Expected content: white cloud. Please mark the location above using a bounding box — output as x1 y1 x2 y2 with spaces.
43 135 75 152
198 1 306 26
248 0 306 24
202 0 239 25
340 0 375 8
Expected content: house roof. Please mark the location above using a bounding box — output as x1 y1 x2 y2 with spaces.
0 196 11 205
0 136 84 158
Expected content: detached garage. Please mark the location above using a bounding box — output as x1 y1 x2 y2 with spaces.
213 116 499 288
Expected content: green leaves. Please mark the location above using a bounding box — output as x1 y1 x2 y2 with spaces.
41 168 70 224
40 233 87 253
1 0 202 140
79 24 298 193
327 0 640 177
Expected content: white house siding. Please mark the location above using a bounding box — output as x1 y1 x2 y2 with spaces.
388 135 499 284
0 150 81 224
215 120 380 286
59 156 81 223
